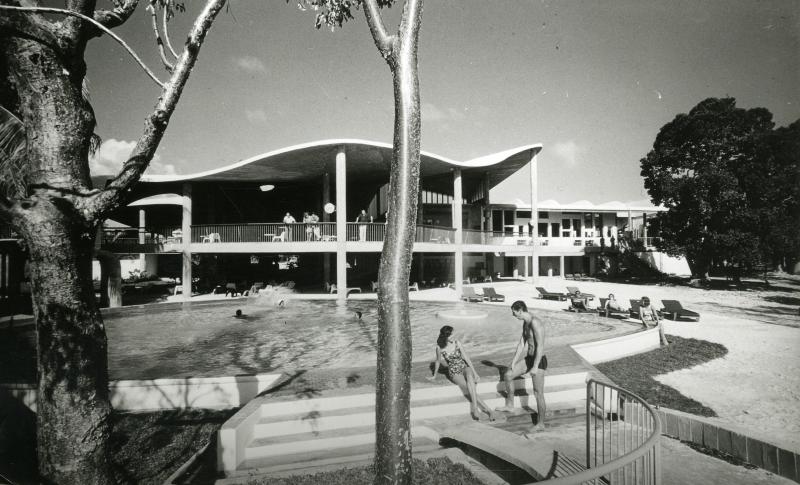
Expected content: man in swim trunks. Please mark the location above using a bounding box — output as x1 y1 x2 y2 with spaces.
495 300 547 432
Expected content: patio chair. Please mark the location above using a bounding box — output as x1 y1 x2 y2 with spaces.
482 287 505 302
409 282 419 292
568 298 590 313
225 282 239 297
536 287 567 301
371 281 379 292
272 228 286 242
461 287 484 302
598 297 628 318
660 300 701 321
201 232 221 243
629 299 642 319
566 286 595 301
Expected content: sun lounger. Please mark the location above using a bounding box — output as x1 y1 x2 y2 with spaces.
660 300 700 321
461 287 484 302
598 298 628 318
536 287 567 301
568 298 590 313
629 299 642 319
482 287 505 302
566 286 595 300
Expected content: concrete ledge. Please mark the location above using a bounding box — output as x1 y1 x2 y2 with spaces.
657 407 800 483
0 373 282 412
571 326 661 364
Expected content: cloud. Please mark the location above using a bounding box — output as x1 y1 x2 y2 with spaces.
245 109 268 124
551 140 584 167
234 56 267 74
421 102 466 123
90 139 177 176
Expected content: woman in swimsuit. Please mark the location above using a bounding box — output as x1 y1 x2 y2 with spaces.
427 325 496 421
639 296 669 346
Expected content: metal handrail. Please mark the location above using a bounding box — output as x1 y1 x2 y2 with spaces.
537 378 661 484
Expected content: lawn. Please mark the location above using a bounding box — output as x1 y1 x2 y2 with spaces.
596 335 728 416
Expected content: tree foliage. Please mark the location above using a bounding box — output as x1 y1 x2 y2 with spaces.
641 97 800 278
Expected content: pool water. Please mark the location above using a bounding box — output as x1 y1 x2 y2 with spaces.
106 298 618 380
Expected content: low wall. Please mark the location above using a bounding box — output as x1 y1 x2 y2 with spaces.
0 373 282 413
654 407 799 483
571 325 661 364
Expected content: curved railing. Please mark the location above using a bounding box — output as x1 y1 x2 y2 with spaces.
540 379 662 484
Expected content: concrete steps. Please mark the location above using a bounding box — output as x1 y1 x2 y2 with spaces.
218 368 590 476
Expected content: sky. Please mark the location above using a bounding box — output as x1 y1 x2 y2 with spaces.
83 0 799 206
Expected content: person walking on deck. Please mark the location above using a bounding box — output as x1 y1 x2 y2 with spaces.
496 300 547 433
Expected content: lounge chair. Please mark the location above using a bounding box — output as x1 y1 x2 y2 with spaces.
482 287 505 302
328 284 361 296
409 282 419 292
660 300 700 321
629 299 642 319
249 282 265 294
568 298 590 313
536 287 567 301
224 282 239 297
461 287 484 302
566 286 595 300
598 298 628 318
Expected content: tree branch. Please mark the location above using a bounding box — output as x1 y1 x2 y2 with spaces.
362 0 394 61
93 0 139 30
397 0 422 50
147 0 174 72
87 0 227 219
0 4 61 49
161 1 180 59
0 5 165 87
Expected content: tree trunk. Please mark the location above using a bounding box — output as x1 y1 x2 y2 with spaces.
23 209 113 484
374 2 422 482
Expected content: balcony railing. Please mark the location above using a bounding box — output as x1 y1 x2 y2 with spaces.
98 224 653 252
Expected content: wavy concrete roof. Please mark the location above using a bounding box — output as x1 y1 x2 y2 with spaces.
140 139 542 196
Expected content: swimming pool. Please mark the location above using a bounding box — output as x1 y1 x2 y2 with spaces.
103 298 619 380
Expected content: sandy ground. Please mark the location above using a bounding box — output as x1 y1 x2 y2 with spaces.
412 275 800 452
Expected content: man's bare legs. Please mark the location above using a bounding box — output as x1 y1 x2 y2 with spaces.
495 360 528 412
531 370 546 431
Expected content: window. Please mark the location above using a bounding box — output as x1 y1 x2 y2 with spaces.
516 210 531 219
538 211 549 219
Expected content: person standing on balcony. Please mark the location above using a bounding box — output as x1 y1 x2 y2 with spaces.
356 209 371 241
302 212 312 241
282 212 296 241
495 300 547 435
310 212 320 241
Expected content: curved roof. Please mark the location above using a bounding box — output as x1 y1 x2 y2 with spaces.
507 198 665 212
140 139 542 194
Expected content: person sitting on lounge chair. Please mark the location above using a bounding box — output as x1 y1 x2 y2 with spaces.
639 296 669 346
604 293 623 317
568 291 590 312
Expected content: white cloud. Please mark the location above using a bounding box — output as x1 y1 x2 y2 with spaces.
551 140 584 167
234 56 267 74
245 108 268 124
421 102 466 123
90 139 177 176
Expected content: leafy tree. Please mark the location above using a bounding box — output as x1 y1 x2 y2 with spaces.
641 97 799 280
0 1 226 482
295 1 423 483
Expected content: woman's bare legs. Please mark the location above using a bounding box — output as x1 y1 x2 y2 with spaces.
450 373 482 420
465 371 496 421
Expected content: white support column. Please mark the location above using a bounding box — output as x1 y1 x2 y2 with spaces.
335 148 347 304
559 255 565 279
323 172 331 287
181 183 192 302
530 152 539 283
138 209 146 272
642 212 648 246
627 209 633 236
453 169 463 296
